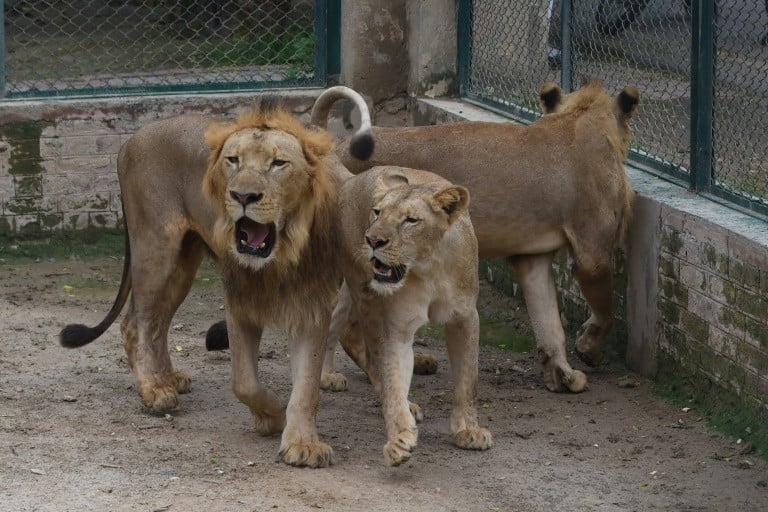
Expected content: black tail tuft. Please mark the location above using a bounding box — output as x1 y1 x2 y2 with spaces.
350 131 375 160
205 320 230 351
59 324 101 348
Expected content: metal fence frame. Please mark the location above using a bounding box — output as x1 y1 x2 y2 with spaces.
457 0 768 221
0 0 341 100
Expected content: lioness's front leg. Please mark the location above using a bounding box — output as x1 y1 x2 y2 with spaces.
377 333 419 467
510 253 587 393
227 312 286 438
444 310 493 451
321 282 354 392
280 324 335 468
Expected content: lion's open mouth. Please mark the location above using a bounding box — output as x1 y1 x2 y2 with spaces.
371 257 406 283
235 218 276 258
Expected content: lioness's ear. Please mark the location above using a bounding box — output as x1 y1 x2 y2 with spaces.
539 82 563 114
616 86 640 120
432 185 470 222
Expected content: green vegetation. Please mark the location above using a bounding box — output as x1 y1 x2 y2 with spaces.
0 230 124 265
654 355 768 461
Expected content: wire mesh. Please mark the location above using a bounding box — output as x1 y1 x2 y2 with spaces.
461 0 768 217
1 0 321 98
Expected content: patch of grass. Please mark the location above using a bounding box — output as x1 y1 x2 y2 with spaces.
416 314 535 353
200 30 314 70
654 356 768 461
0 230 124 265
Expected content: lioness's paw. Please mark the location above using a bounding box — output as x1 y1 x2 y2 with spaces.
279 442 335 468
320 372 348 392
408 401 424 423
170 371 191 394
139 384 179 413
253 411 286 436
383 429 418 467
413 353 438 375
455 427 493 451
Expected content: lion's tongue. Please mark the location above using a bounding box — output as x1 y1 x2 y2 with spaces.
239 218 269 248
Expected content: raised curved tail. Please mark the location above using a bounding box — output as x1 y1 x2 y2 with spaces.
59 230 132 348
310 85 374 160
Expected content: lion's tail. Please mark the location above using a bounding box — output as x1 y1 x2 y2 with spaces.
310 85 374 160
617 177 636 250
59 229 132 348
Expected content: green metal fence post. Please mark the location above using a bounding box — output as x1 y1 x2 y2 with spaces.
457 0 472 97
1 0 6 97
314 0 328 85
559 0 573 92
690 0 715 192
325 0 341 84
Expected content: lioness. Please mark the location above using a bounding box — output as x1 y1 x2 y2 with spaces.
331 166 492 466
320 80 639 393
58 86 372 468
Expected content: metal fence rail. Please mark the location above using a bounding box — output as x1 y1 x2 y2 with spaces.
1 0 338 99
458 0 768 219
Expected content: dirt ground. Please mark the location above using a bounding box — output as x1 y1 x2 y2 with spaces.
1 255 767 512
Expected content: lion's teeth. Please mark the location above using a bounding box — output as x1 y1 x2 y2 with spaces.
386 268 392 277
240 239 247 245
259 242 266 249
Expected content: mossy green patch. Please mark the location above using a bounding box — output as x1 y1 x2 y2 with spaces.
0 121 51 177
0 229 124 264
654 352 768 461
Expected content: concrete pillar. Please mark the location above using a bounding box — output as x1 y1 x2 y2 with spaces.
406 0 458 98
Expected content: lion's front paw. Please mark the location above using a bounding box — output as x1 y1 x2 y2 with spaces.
408 401 423 423
575 320 606 367
413 353 438 375
139 384 179 413
170 371 191 394
320 372 348 392
383 428 418 467
279 442 335 468
455 427 493 451
253 410 286 436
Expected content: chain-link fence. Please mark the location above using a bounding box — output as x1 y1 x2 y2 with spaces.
458 0 768 219
1 0 335 98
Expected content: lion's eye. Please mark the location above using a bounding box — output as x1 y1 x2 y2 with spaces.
371 208 380 217
226 156 239 165
272 159 288 167
405 217 420 224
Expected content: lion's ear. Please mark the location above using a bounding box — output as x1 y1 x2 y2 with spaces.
205 121 237 150
432 185 470 222
616 86 640 120
539 82 563 114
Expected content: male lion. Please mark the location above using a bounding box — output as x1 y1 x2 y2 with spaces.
330 166 492 466
319 80 639 394
58 86 373 468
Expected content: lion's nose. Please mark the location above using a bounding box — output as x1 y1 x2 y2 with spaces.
365 235 388 249
230 190 263 206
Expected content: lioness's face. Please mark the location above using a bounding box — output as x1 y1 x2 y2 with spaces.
217 128 311 270
364 185 455 295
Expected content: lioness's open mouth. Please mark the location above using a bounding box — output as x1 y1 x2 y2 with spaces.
236 218 276 257
371 257 406 283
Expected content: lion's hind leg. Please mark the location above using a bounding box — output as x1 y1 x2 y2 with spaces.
444 309 493 451
571 251 615 368
123 232 207 412
510 253 588 393
321 282 352 392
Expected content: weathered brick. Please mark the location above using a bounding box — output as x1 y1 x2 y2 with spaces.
735 287 768 321
659 275 689 305
44 154 113 176
658 252 679 278
684 215 729 256
719 305 747 340
59 193 111 213
44 134 122 158
738 343 768 377
64 212 90 230
745 317 768 350
89 211 120 229
660 226 684 257
729 232 768 270
709 325 740 360
43 170 117 196
14 175 43 197
729 259 761 291
679 261 707 292
687 288 727 326
680 309 709 344
5 196 57 215
659 297 681 325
